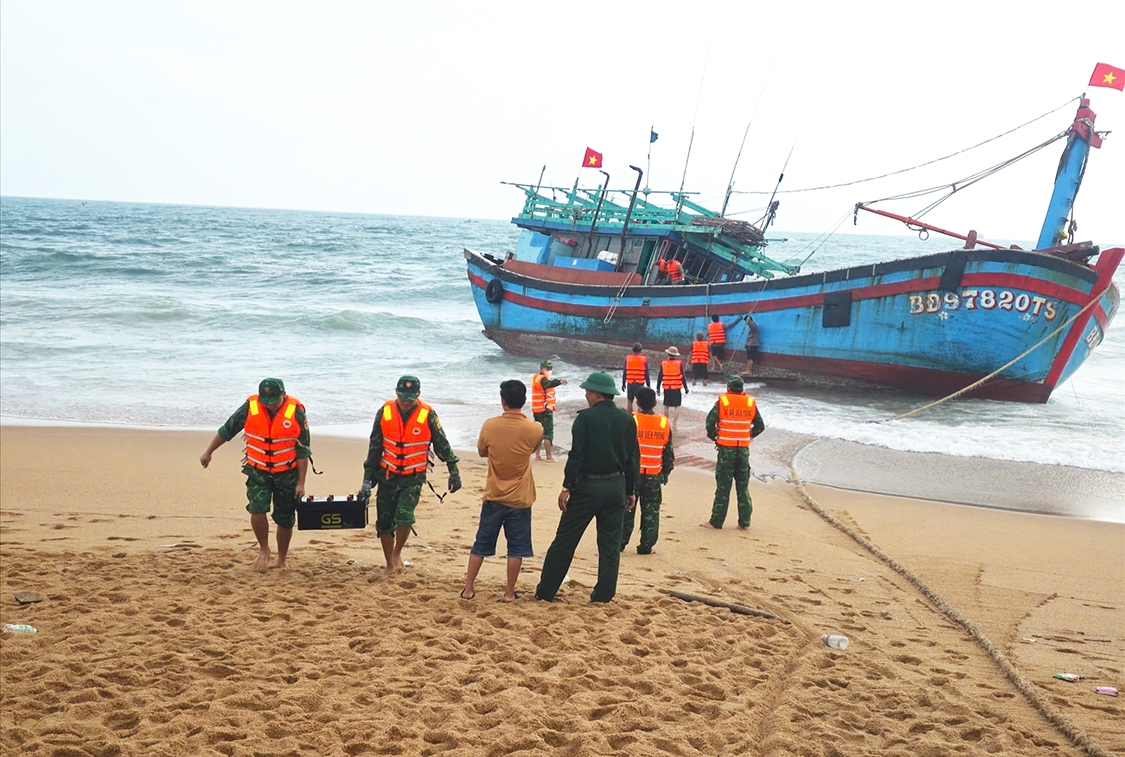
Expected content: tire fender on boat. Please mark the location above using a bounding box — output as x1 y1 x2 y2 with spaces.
485 278 504 304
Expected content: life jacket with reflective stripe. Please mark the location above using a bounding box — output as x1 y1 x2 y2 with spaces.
668 259 685 283
625 354 647 385
707 321 726 344
531 372 556 413
380 400 433 475
716 392 755 448
690 340 710 364
244 394 304 473
633 412 670 475
661 360 683 390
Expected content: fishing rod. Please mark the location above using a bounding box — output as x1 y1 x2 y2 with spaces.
721 61 774 218
759 140 795 233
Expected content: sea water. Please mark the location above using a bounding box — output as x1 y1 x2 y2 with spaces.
2 197 1122 514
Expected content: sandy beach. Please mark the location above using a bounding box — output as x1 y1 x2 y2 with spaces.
1 425 1122 757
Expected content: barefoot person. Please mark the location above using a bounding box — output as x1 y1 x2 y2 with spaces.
531 359 567 461
199 378 310 572
461 379 544 602
701 375 765 530
360 376 461 574
656 346 689 430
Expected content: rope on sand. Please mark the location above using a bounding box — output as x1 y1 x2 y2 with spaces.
668 590 790 623
789 443 1110 757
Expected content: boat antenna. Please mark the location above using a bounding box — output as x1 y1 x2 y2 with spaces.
677 46 710 214
534 164 547 197
760 140 796 233
645 125 655 195
721 60 774 218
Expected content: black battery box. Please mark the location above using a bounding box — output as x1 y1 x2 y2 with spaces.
295 495 369 530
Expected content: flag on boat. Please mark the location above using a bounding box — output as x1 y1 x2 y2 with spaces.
1089 62 1124 91
650 129 659 143
582 147 603 168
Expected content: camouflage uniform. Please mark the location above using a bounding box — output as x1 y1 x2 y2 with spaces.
620 412 674 554
363 401 459 536
705 388 765 528
217 396 310 529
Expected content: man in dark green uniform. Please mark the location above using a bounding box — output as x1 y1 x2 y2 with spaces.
621 386 674 554
199 378 311 572
535 371 639 603
360 376 461 575
702 375 765 530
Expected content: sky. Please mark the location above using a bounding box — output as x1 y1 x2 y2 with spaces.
2 1 1123 243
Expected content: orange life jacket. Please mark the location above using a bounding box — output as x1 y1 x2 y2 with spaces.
716 392 756 448
380 400 434 475
668 259 685 283
661 359 683 390
657 259 668 274
707 321 726 344
690 340 710 364
531 372 556 413
244 394 304 473
634 412 670 475
624 353 647 385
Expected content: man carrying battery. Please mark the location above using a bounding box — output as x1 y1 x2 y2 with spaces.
360 376 462 575
199 378 310 572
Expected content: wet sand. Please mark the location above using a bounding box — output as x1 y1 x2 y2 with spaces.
1 425 1122 756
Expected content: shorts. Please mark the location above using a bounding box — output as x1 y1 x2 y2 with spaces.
710 343 725 358
745 346 759 360
470 501 533 558
244 467 299 529
374 472 425 535
662 389 683 407
625 384 645 401
691 363 708 379
533 411 554 442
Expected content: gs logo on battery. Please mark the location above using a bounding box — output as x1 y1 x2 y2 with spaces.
321 513 342 528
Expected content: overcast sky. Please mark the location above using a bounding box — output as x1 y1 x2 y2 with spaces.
2 1 1122 243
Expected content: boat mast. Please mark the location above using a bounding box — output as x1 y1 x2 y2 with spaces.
1036 98 1103 250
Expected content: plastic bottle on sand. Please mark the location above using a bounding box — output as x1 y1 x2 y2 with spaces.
1094 686 1118 697
823 634 849 650
2 623 37 634
1053 673 1083 682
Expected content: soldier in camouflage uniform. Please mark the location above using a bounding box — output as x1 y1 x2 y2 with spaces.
360 376 461 574
199 378 311 572
621 387 674 554
702 375 765 530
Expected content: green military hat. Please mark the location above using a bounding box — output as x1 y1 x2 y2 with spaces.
396 375 421 399
727 375 744 390
540 359 553 368
258 378 285 402
580 370 620 396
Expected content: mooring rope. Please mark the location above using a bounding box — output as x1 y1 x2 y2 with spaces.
878 294 1102 423
788 448 1110 757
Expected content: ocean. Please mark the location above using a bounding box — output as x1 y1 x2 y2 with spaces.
2 196 1122 519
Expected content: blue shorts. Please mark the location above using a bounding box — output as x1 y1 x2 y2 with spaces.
470 501 533 559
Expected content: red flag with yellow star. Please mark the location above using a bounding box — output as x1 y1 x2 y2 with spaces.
582 147 603 168
1089 62 1124 91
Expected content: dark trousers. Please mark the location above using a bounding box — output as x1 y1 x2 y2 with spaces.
536 477 626 603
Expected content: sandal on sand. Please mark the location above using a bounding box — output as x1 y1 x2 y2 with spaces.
459 589 475 600
499 592 522 603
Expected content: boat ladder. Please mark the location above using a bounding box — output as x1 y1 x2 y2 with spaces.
604 272 637 324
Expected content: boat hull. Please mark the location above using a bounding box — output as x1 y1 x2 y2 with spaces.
465 246 1121 403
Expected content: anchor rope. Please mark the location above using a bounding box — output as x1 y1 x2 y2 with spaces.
788 450 1111 757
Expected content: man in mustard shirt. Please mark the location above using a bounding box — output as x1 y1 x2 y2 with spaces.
461 379 544 602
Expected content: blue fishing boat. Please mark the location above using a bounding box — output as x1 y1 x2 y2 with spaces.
464 98 1120 403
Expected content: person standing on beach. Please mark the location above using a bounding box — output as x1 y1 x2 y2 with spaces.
460 380 544 602
199 378 310 572
743 314 760 375
621 387 674 555
656 346 688 429
689 331 711 387
702 375 764 530
360 376 462 575
707 314 743 373
622 342 651 414
536 371 639 604
531 360 567 461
